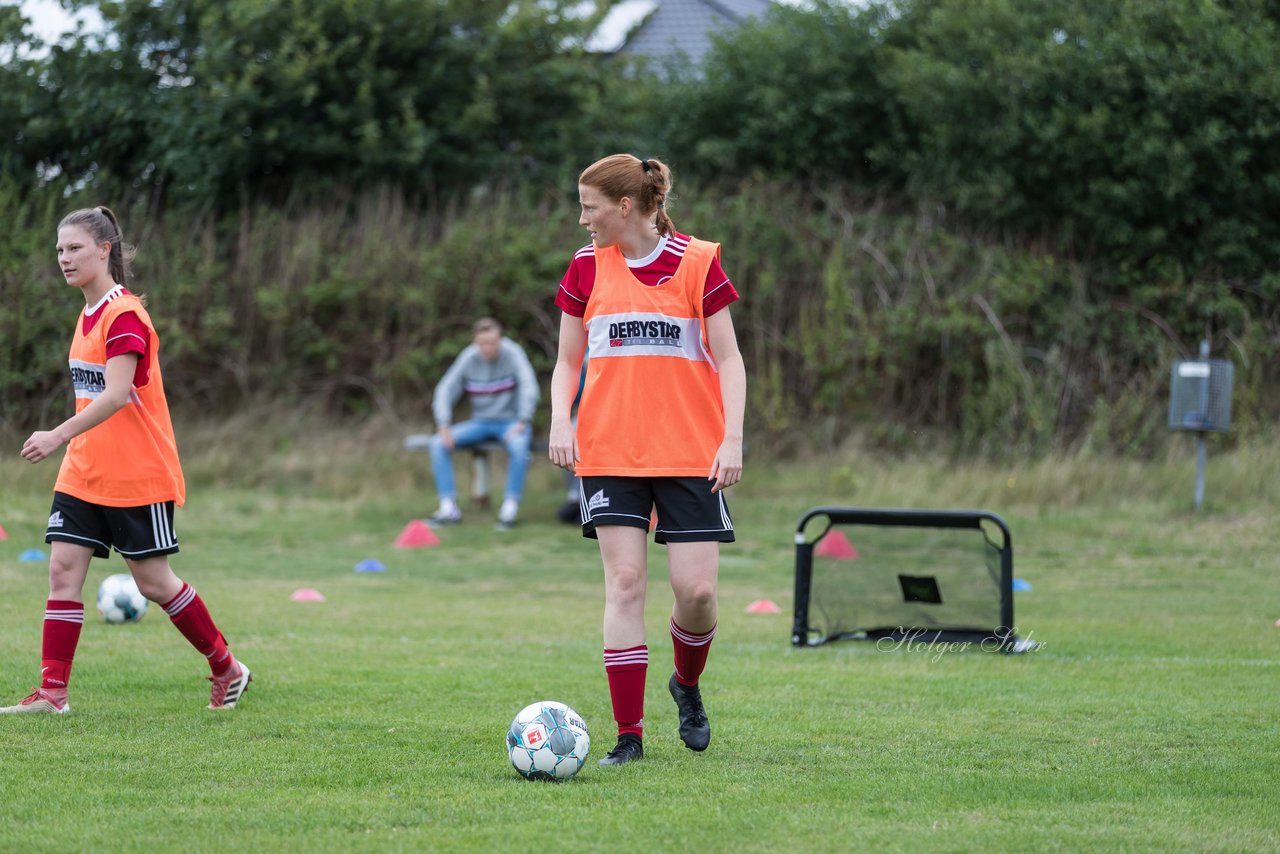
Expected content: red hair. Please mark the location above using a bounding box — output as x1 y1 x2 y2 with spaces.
579 154 675 236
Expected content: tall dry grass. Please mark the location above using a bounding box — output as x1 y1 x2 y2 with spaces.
7 409 1273 516
4 182 1275 457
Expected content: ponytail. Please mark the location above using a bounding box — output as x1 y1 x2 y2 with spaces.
97 206 130 285
639 158 675 237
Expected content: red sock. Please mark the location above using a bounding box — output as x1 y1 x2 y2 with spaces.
41 600 84 691
604 645 648 738
162 584 232 675
671 619 715 686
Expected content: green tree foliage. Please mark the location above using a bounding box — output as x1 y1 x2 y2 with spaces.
9 0 610 204
883 0 1280 279
0 3 45 186
670 0 1280 280
663 1 896 183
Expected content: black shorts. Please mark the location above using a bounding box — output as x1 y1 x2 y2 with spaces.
45 492 180 560
580 476 734 544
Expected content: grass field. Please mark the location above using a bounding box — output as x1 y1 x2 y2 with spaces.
1 419 1278 852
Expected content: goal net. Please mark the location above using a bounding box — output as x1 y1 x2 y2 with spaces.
791 507 1025 651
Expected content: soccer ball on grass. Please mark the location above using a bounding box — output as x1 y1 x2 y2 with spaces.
97 573 148 623
506 701 590 781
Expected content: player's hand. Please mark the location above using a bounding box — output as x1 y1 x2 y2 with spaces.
21 430 65 464
548 420 578 473
708 439 742 493
438 425 455 451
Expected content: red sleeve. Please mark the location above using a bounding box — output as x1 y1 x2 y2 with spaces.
702 256 739 317
105 312 151 388
555 253 593 317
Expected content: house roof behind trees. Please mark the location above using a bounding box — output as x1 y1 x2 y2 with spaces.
591 0 775 67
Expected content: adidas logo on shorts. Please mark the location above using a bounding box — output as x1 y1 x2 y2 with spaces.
587 489 610 511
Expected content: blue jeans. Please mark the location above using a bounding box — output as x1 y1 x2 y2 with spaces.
429 419 531 502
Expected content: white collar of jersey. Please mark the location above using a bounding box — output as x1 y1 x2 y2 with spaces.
84 284 125 316
626 235 668 268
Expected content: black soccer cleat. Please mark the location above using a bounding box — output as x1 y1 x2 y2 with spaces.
669 673 710 752
597 733 644 766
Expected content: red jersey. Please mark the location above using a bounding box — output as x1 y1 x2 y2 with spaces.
556 232 739 318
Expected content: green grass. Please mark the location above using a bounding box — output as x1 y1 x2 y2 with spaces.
1 422 1278 852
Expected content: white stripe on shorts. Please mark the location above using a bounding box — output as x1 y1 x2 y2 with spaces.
150 503 174 550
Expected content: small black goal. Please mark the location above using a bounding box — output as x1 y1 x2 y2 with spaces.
792 507 1028 652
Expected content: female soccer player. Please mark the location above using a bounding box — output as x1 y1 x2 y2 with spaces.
1 206 250 715
548 155 745 765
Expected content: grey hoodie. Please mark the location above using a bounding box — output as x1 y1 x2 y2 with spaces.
432 338 539 426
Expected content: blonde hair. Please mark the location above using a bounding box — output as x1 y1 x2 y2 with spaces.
579 154 675 237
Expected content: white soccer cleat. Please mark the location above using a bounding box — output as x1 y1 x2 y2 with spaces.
0 688 70 715
208 659 252 710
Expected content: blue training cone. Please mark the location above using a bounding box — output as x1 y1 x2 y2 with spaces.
1012 578 1032 592
355 559 386 573
19 548 46 562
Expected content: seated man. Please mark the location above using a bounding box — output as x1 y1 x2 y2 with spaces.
428 317 539 529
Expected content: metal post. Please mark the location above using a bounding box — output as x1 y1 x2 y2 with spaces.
1194 433 1206 511
472 451 490 508
1193 339 1210 511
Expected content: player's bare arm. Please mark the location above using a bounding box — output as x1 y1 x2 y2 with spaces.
706 308 745 493
21 353 140 464
548 313 587 472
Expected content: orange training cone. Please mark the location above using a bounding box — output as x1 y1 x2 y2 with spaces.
745 599 782 614
815 529 859 559
0 523 7 540
649 507 658 532
395 519 440 548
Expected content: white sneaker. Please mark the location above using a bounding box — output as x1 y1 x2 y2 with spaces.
429 507 463 525
497 499 519 530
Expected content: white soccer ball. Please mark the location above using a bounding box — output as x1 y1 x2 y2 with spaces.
97 573 148 624
506 700 590 781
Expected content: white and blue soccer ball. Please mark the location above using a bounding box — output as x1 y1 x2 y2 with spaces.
506 701 590 781
97 573 148 624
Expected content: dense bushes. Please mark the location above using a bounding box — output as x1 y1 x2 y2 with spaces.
0 187 578 420
3 183 1273 454
1 0 1277 453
